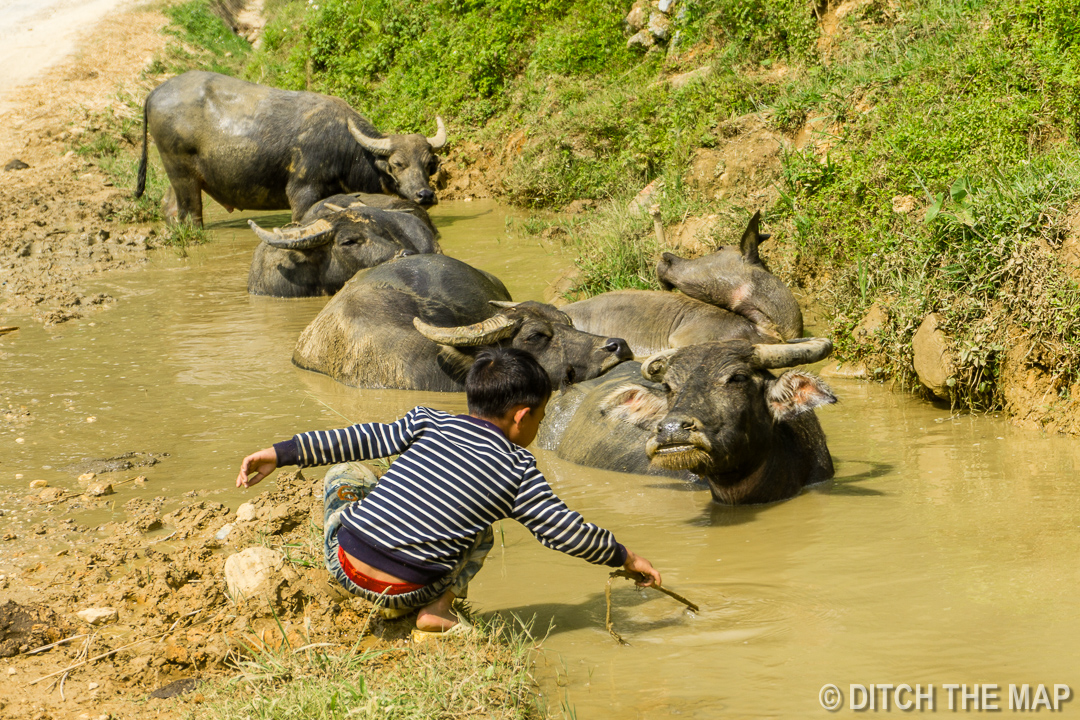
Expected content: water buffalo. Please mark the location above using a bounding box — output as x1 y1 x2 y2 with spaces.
536 338 836 505
292 254 633 391
247 193 440 297
136 71 446 226
561 290 774 357
656 211 803 341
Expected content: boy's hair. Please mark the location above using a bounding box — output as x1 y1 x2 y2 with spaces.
466 347 552 418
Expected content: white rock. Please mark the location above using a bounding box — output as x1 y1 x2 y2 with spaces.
235 502 257 522
658 0 675 11
224 547 284 599
77 607 118 626
214 523 234 541
86 483 114 497
29 479 47 489
78 472 97 484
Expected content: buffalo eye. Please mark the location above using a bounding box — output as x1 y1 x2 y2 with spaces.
661 382 672 394
525 331 551 344
727 373 749 384
338 236 360 246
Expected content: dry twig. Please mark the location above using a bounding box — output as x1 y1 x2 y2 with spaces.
604 570 699 646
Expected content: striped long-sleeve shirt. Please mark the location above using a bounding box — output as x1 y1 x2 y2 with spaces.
274 406 627 581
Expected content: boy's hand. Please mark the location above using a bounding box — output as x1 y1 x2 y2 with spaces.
237 447 278 488
622 548 662 588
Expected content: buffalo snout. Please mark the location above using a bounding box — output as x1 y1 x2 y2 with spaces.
415 188 436 206
604 338 633 360
655 414 699 443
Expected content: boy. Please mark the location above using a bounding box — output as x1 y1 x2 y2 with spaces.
236 347 662 640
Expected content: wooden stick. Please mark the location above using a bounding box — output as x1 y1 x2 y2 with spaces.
26 633 87 655
0 326 18 336
604 570 699 646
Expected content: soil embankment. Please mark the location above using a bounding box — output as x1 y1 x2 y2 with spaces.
0 2 167 328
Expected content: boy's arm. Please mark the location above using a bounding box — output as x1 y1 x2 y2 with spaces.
511 465 662 586
237 408 423 488
287 409 422 467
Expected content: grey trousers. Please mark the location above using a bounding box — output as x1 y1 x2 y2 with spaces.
322 463 493 611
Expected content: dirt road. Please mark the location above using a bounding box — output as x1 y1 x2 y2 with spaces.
0 1 170 327
0 0 137 114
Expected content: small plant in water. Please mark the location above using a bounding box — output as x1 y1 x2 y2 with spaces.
163 222 209 253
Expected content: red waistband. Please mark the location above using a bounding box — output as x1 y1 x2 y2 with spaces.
337 546 424 595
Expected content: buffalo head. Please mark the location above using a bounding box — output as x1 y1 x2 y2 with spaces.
247 197 440 297
655 211 803 341
598 338 835 480
349 117 446 207
414 300 632 388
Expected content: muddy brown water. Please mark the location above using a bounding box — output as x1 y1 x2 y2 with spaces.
2 200 1080 717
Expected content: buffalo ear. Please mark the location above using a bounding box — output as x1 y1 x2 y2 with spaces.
740 211 764 266
374 158 391 175
766 371 836 422
641 349 678 382
599 383 668 429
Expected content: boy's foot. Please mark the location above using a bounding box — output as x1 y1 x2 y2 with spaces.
410 622 473 644
416 595 470 632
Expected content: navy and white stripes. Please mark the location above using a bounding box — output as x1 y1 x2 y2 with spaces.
285 407 626 575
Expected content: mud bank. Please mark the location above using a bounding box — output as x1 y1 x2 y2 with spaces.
0 468 430 720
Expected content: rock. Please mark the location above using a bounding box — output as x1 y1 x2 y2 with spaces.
669 66 711 89
224 547 285 599
912 313 956 400
214 523 234 541
149 678 199 699
29 479 47 489
627 178 663 214
235 502 257 522
853 304 889 344
625 0 649 30
133 475 148 486
87 483 114 497
76 607 118 626
658 0 675 11
38 488 64 502
627 29 655 50
892 194 917 214
78 472 97 485
648 12 671 41
4 159 29 171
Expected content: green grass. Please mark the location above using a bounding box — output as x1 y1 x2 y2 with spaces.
227 0 1080 419
154 0 252 76
195 614 544 720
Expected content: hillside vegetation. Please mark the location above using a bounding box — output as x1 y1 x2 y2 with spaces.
153 0 1080 430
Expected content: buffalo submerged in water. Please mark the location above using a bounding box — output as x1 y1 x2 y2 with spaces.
292 254 633 392
561 212 804 356
536 338 837 505
246 193 441 297
136 71 446 225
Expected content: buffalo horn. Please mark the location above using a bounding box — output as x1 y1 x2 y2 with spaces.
348 118 394 157
488 300 520 309
413 314 522 347
641 349 678 382
750 337 833 369
426 116 447 149
248 218 334 250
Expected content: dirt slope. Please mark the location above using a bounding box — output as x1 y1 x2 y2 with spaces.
0 3 168 328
